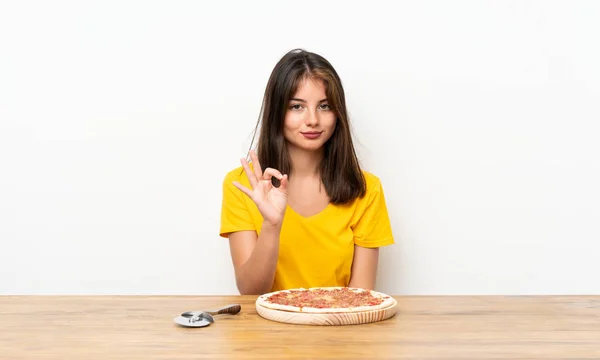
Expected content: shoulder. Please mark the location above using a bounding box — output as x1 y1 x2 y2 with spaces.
351 169 388 208
221 165 254 209
223 165 244 182
223 163 254 185
221 165 252 202
361 170 384 196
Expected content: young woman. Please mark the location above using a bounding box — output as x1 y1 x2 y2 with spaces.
220 49 394 295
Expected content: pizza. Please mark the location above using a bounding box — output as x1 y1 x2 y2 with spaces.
255 286 395 313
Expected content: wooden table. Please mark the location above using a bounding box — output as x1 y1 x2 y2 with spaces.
1 295 599 359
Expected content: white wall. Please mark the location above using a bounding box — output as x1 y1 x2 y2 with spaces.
1 0 599 295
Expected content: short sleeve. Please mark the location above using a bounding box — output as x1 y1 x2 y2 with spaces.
219 170 256 238
352 176 395 248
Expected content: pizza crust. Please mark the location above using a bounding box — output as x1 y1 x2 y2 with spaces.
256 287 395 314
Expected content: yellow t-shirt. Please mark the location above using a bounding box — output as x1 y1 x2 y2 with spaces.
219 165 394 292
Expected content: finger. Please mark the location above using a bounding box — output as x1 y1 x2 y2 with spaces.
262 167 284 181
240 157 257 188
249 150 263 180
232 181 254 199
278 174 288 192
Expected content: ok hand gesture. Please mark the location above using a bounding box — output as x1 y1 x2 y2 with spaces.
233 150 289 227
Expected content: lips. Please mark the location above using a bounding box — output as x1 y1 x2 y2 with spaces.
301 131 322 139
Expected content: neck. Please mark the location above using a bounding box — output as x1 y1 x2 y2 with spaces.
287 144 323 178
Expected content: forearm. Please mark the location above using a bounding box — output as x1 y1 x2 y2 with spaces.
348 246 379 290
235 222 281 295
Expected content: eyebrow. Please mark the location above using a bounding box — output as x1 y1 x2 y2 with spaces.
290 98 328 103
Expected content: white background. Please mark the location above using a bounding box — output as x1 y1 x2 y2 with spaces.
1 1 599 295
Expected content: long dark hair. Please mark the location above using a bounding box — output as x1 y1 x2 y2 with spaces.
249 49 366 205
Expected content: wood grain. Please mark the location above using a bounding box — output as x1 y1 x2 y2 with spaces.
256 298 398 325
1 295 599 359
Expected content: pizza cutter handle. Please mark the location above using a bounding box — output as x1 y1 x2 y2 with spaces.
210 304 242 316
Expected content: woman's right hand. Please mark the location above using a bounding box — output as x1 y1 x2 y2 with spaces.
233 150 289 227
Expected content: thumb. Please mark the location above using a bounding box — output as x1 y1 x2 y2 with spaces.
278 174 288 192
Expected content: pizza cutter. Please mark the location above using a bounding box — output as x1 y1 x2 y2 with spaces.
173 304 242 328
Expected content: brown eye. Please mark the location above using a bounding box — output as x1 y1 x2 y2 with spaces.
319 104 331 110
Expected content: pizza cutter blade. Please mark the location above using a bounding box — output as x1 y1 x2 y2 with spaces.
173 313 212 328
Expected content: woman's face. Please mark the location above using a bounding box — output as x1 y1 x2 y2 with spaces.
283 77 337 153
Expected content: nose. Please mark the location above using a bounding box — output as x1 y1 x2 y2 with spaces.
305 109 319 126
